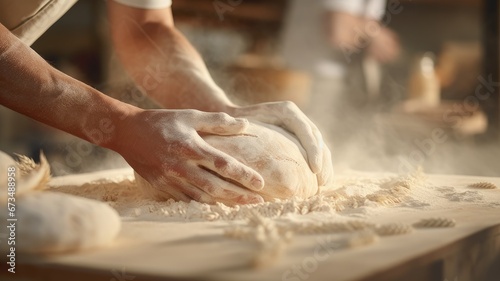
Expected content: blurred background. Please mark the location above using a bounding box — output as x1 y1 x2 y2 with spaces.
0 0 499 177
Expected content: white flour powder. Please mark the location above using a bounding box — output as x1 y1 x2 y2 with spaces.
49 168 500 267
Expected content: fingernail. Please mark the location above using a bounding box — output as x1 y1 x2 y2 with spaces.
251 177 264 190
247 195 264 204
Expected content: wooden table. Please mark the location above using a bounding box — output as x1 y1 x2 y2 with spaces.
2 171 499 281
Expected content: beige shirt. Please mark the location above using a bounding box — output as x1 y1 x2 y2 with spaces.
0 0 172 46
0 0 78 45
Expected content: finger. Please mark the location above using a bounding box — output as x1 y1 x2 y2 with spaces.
282 113 323 174
317 143 334 186
308 120 325 173
146 174 193 202
190 111 249 135
232 102 325 173
229 103 281 125
167 178 216 204
190 167 264 205
194 137 265 191
156 185 191 202
253 102 324 173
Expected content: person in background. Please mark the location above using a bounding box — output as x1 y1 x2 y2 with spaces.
281 0 402 143
282 0 401 80
0 0 333 204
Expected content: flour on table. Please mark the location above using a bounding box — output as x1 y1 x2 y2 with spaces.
52 170 426 222
343 230 379 248
225 212 292 268
48 167 500 266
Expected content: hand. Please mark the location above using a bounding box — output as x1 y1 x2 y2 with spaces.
367 26 401 63
326 12 400 64
226 101 333 186
114 109 265 204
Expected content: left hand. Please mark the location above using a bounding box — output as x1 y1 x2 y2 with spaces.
227 101 333 186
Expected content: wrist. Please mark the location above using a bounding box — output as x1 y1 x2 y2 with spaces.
94 101 142 153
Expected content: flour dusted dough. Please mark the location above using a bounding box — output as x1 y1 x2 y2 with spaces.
0 151 121 254
137 119 319 202
9 191 121 254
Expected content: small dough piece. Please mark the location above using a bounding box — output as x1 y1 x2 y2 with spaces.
137 119 319 202
3 191 121 254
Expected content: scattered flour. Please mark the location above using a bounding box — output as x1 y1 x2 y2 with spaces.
51 170 426 222
436 186 484 203
48 168 500 266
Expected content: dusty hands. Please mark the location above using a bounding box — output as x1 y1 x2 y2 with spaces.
114 109 265 204
227 101 333 186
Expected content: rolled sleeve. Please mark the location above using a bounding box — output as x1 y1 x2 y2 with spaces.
322 0 386 20
113 0 172 9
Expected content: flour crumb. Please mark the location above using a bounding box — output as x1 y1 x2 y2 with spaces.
375 223 414 236
343 230 379 249
224 212 292 268
468 182 497 190
413 217 456 228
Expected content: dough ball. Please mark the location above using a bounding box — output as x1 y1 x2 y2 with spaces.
5 191 121 254
136 119 318 202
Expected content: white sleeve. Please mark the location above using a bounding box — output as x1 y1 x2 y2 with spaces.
322 0 386 20
113 0 172 9
364 0 386 19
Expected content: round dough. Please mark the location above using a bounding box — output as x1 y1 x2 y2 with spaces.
6 191 121 254
136 119 318 202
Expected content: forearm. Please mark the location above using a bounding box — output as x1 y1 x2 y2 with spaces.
0 24 139 150
108 1 234 112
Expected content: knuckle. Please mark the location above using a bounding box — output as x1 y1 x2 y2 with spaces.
282 100 297 110
176 140 203 159
213 157 230 172
181 109 201 121
212 112 232 124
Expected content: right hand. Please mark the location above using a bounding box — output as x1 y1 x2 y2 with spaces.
227 101 334 187
114 109 265 205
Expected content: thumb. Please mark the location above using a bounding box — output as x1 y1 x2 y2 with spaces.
194 112 249 135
